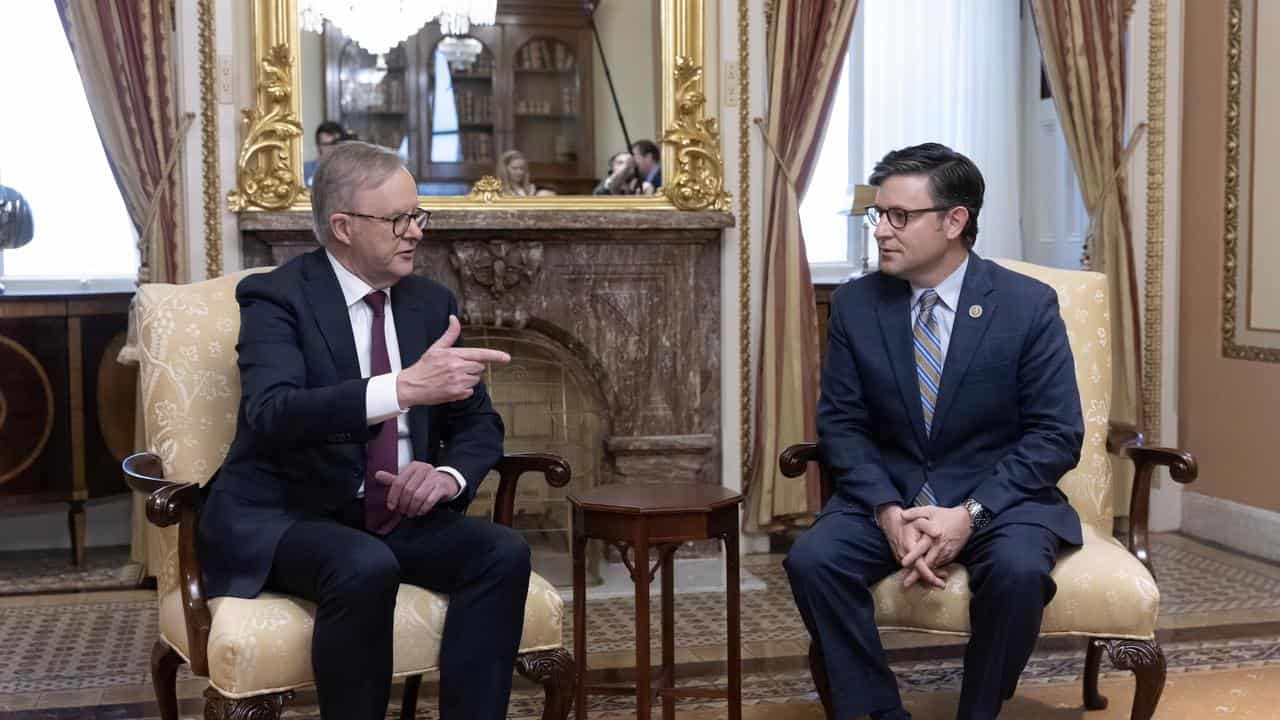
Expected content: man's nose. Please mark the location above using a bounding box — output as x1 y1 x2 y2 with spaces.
872 216 895 241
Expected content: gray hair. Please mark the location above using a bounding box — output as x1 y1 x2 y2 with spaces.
310 141 406 245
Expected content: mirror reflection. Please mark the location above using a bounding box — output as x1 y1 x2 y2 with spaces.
298 1 662 196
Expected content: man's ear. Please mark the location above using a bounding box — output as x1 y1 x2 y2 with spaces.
329 213 353 248
945 206 970 242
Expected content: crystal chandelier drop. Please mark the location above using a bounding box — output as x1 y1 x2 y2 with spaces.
299 1 497 56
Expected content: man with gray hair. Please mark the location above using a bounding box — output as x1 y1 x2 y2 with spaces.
198 141 524 719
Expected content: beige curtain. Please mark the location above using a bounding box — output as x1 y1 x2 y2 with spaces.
1030 1 1143 437
746 0 859 531
58 0 187 576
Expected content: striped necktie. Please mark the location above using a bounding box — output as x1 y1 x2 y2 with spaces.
913 289 942 507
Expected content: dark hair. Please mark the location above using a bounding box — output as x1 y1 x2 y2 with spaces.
630 139 660 160
868 142 984 248
315 121 346 144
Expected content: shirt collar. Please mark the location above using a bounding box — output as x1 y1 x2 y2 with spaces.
911 255 969 313
325 249 384 309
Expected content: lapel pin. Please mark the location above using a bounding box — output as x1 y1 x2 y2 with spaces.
969 304 983 319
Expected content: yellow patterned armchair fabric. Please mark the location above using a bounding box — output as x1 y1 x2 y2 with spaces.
780 260 1197 720
124 270 575 719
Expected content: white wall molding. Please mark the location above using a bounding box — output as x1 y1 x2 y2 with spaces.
1182 491 1280 563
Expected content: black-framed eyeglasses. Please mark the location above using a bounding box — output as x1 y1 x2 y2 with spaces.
339 208 431 238
865 205 954 230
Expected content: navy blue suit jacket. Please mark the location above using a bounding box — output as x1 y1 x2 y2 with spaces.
818 253 1084 545
198 248 504 599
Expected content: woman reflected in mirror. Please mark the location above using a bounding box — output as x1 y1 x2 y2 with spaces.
497 150 556 196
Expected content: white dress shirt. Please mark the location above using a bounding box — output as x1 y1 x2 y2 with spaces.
326 251 466 499
909 256 969 366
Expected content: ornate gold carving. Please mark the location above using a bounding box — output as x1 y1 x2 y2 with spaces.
237 0 728 211
663 57 731 211
1222 0 1280 363
468 176 504 204
1143 0 1167 442
227 44 307 212
738 0 752 483
198 0 221 276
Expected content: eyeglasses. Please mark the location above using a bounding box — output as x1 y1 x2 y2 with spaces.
339 208 431 238
865 205 954 230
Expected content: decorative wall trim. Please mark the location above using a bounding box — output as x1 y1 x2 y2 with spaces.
1222 0 1280 363
1143 0 1167 442
738 0 752 484
198 0 221 278
1182 490 1280 564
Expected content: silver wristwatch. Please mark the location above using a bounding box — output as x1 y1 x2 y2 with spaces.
962 498 992 530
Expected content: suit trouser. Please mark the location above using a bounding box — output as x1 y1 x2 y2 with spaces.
266 500 532 720
784 510 1061 720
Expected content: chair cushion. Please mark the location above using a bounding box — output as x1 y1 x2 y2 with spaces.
160 572 564 698
871 525 1159 640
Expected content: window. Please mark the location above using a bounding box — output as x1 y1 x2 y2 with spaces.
801 0 1088 282
0 2 138 293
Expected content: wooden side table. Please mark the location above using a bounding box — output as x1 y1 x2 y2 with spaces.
570 484 743 720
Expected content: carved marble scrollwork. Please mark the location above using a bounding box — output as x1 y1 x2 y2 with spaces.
449 241 544 327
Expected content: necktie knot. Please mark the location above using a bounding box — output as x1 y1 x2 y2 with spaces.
363 290 387 318
918 289 940 315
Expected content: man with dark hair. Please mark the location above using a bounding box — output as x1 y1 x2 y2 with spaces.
304 121 350 187
630 138 662 190
200 141 527 720
785 142 1084 720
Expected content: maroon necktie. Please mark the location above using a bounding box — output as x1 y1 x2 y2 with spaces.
363 290 401 534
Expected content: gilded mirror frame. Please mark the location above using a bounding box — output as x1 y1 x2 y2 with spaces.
227 0 729 212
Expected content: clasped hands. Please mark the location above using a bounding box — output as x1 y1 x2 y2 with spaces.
373 462 456 516
877 503 973 589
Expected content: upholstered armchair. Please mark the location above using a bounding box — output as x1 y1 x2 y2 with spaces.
122 270 576 720
780 260 1197 720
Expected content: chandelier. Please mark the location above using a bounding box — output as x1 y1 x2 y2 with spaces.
300 1 497 56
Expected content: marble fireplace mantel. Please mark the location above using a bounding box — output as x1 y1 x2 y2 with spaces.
239 209 733 486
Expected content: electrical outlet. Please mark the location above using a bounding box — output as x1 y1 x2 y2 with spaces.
723 61 740 107
217 54 234 104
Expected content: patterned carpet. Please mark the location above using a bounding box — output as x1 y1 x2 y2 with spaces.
1 534 1279 704
0 546 143 597
244 635 1280 719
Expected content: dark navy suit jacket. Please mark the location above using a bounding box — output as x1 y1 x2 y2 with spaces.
818 253 1085 545
198 248 504 599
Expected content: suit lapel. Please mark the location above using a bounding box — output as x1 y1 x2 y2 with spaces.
301 250 361 381
876 277 930 452
391 282 431 460
930 254 997 443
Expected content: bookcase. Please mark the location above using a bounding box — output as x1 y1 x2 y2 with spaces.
323 7 596 194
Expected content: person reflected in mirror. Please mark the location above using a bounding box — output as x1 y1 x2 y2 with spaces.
497 150 556 196
630 139 662 191
592 151 645 195
304 121 349 187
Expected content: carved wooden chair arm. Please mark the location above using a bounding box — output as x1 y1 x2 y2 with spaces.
491 453 572 528
1103 424 1198 579
779 442 819 478
122 452 213 677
